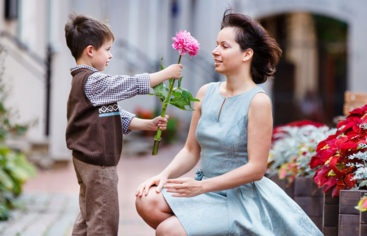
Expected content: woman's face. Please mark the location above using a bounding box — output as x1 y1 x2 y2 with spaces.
212 27 247 75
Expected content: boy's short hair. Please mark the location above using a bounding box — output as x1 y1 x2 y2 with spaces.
65 13 115 60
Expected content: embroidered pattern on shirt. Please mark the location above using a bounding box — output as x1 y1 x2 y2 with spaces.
98 103 120 117
99 103 119 114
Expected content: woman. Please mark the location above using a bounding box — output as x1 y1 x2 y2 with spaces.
135 10 323 236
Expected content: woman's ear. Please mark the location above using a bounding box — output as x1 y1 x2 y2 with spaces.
243 48 254 62
85 45 94 58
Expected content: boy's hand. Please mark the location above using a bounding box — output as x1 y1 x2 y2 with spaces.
165 64 183 80
149 64 183 87
148 115 169 131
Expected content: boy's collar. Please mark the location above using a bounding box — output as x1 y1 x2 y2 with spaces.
70 64 99 73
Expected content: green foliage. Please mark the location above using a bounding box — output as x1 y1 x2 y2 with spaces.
0 46 36 220
312 14 348 43
162 117 179 144
150 58 199 111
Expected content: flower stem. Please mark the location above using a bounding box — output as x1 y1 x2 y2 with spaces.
152 55 182 155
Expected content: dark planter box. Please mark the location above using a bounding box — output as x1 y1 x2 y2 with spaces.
294 177 323 230
323 191 340 236
338 190 367 236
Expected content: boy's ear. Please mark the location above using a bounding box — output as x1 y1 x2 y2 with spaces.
243 48 254 62
85 45 94 58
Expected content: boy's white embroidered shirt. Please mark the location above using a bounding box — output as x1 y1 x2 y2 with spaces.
70 65 151 134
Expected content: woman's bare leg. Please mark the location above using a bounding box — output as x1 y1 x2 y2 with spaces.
156 216 187 236
135 187 173 229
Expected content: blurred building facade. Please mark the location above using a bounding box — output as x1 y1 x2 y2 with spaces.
0 0 366 160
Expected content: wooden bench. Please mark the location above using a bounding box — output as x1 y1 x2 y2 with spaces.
344 91 367 116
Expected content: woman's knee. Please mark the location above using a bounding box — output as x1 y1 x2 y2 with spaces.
156 217 187 236
135 187 161 215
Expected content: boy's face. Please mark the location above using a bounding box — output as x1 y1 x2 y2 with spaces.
91 39 113 71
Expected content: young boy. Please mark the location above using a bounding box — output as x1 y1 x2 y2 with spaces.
64 13 182 235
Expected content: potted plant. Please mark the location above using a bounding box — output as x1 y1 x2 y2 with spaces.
267 121 335 229
310 104 367 235
0 47 36 220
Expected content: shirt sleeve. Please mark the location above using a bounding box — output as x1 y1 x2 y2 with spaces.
120 107 135 135
85 72 151 106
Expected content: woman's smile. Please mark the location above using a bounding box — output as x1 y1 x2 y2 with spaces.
214 59 223 66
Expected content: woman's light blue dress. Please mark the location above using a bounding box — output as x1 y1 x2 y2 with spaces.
162 82 323 236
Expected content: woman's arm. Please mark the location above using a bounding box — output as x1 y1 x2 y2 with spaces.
136 84 209 196
165 92 273 197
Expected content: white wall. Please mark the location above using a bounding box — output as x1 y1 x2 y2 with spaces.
48 0 74 160
0 0 48 143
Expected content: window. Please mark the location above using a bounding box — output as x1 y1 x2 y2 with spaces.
5 0 18 20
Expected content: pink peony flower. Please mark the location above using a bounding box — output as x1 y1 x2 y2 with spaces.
172 30 200 57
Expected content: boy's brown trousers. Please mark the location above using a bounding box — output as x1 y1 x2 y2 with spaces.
72 157 119 236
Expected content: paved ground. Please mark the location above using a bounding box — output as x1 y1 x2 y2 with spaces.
0 142 196 236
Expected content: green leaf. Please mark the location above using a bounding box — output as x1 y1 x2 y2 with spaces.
170 96 189 106
182 90 189 100
0 103 5 113
188 91 200 102
172 91 182 98
160 57 165 70
171 103 192 111
14 125 27 135
169 97 192 111
180 88 199 102
163 83 169 92
153 83 167 101
0 202 10 220
0 168 14 190
11 179 21 196
148 93 156 96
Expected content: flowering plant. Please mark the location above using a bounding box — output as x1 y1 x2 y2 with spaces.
135 107 155 119
310 105 367 197
272 120 326 142
267 121 335 185
150 30 200 155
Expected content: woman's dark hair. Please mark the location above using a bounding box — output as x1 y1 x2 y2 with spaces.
221 9 282 84
65 13 114 60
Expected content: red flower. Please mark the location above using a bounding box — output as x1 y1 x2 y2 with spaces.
310 105 367 197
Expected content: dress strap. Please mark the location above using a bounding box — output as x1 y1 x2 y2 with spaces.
200 82 220 114
243 86 269 117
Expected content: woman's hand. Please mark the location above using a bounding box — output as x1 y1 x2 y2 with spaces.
135 174 168 197
165 178 204 197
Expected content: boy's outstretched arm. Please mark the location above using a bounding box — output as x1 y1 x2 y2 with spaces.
149 64 183 87
128 115 169 131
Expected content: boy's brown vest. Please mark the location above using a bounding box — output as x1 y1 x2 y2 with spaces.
66 68 123 166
